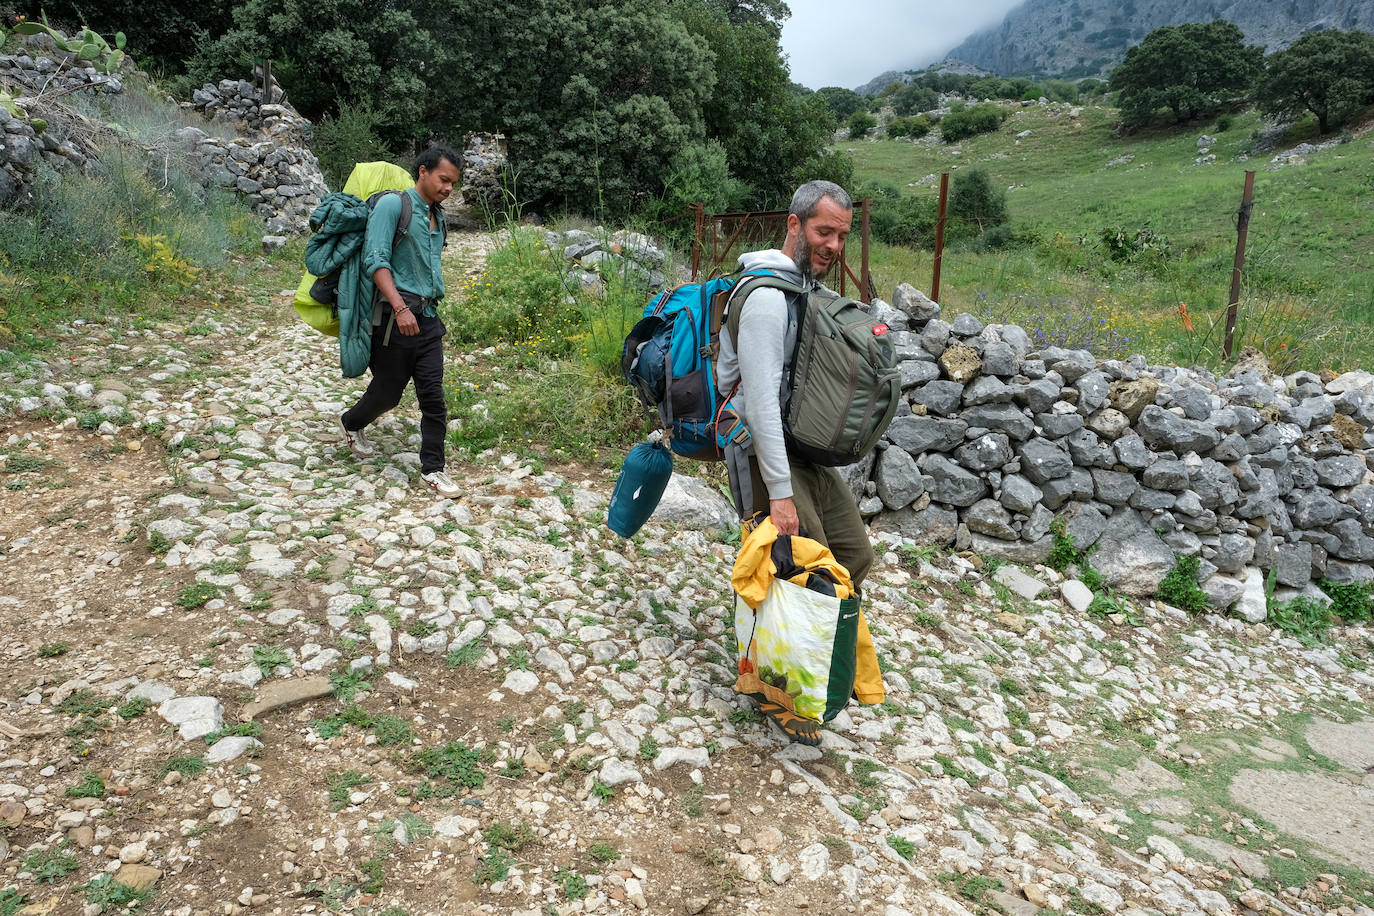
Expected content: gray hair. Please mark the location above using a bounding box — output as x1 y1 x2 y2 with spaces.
789 180 853 223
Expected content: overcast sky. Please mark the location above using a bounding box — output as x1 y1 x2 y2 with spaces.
780 0 1023 90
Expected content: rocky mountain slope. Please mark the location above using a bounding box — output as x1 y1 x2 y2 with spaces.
942 0 1374 78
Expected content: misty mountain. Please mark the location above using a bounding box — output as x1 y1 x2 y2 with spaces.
941 0 1374 78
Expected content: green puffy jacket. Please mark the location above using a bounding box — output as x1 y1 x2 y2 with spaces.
300 161 415 379
305 192 378 379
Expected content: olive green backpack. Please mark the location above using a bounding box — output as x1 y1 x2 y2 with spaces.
726 277 901 467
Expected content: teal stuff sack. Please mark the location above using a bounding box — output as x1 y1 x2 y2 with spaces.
607 440 674 537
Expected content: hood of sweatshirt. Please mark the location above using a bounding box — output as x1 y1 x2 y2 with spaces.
737 249 809 287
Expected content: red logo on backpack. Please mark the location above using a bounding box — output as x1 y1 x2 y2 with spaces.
872 324 889 336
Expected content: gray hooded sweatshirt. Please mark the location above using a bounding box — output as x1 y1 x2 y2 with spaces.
715 249 816 502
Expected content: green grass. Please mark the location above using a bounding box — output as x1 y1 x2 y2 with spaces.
37 642 68 658
844 105 1374 373
159 754 207 778
446 638 485 668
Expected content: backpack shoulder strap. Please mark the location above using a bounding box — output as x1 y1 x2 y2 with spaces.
394 191 413 249
723 272 807 342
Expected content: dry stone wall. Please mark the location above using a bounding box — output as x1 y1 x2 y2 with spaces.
850 284 1374 620
187 79 328 235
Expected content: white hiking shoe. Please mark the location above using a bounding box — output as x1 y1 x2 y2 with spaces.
340 417 374 458
422 470 463 499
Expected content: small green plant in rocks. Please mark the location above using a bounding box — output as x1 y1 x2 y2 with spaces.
203 722 262 746
638 737 660 761
556 867 588 900
330 670 372 701
1268 596 1332 646
1156 554 1210 613
251 645 291 676
22 845 79 882
326 770 371 811
588 843 621 864
37 642 68 658
177 581 219 609
446 638 485 668
371 714 413 746
483 822 537 852
0 889 28 916
472 848 514 885
590 780 615 802
84 874 154 910
116 696 150 719
1320 579 1374 623
64 769 105 798
160 754 206 778
412 742 486 793
886 835 917 861
937 872 1005 904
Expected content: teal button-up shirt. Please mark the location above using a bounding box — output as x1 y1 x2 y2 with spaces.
362 187 445 316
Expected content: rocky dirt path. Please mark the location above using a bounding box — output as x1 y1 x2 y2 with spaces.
0 237 1371 916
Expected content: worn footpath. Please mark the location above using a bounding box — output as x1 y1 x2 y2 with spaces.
0 237 1371 916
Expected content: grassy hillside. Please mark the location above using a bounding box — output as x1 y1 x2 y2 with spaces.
845 104 1374 373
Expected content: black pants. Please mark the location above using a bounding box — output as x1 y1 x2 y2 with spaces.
342 330 447 474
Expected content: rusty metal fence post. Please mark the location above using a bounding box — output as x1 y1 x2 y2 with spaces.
932 172 950 303
861 198 872 303
1223 171 1256 361
690 203 705 281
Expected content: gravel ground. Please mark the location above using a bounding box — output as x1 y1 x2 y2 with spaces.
0 238 1371 916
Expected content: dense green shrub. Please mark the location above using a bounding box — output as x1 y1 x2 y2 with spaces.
310 101 397 192
848 110 877 139
868 195 939 248
887 115 932 139
948 169 1009 236
939 104 1004 143
814 86 865 122
892 83 939 116
791 148 855 194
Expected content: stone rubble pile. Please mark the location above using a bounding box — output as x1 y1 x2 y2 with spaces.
186 78 328 235
0 34 125 206
443 132 509 221
191 77 300 141
0 36 125 97
546 227 672 291
848 284 1374 619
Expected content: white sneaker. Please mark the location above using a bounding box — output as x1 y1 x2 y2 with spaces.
422 470 463 498
340 417 374 457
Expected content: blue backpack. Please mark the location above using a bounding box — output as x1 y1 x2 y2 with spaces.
621 272 785 461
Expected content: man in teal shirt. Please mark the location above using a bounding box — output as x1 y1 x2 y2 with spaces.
340 147 463 498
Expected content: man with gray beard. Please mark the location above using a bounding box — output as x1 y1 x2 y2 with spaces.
715 180 875 742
